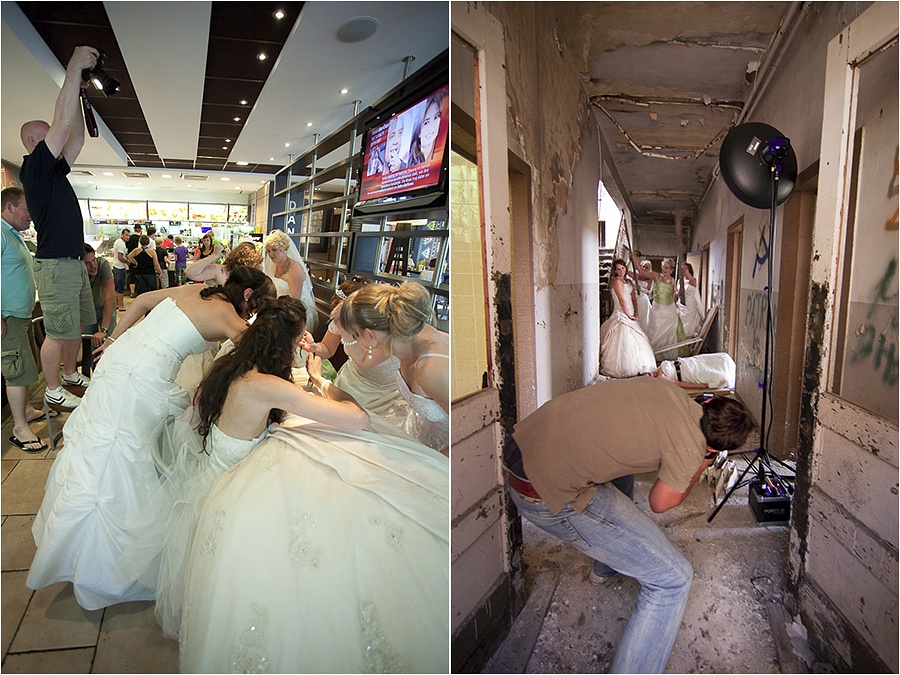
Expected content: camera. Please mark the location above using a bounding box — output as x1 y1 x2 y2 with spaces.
81 48 120 97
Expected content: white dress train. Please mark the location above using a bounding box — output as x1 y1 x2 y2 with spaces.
178 415 450 673
27 298 211 609
678 283 705 336
600 280 657 378
658 352 736 390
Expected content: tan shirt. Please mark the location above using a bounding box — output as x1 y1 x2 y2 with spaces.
513 377 705 514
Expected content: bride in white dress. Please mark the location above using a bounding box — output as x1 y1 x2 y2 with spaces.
302 277 411 429
120 296 448 672
676 261 705 337
600 258 657 378
27 267 276 610
340 281 449 453
263 229 318 332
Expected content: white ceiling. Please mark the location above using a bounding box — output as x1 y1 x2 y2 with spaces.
1 1 449 196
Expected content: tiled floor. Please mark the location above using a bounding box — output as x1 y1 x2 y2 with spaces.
2 364 179 673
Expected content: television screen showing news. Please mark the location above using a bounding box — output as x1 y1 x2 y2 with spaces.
358 83 449 202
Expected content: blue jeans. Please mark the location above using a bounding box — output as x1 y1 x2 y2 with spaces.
508 480 692 674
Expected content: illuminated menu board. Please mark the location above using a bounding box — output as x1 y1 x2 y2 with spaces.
89 200 147 221
190 203 228 223
228 205 248 224
148 202 189 221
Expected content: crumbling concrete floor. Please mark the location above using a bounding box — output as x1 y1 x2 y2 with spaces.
484 460 805 674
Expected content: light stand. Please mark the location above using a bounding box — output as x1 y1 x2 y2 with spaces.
707 123 798 523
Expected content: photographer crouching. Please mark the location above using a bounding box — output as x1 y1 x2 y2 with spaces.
19 46 100 409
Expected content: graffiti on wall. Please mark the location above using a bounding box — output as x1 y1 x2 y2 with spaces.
741 289 779 386
752 224 770 279
849 258 899 386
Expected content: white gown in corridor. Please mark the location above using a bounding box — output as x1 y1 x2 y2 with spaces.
600 280 657 378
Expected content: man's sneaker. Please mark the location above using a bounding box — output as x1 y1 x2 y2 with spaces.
589 568 619 586
44 386 82 410
62 372 91 387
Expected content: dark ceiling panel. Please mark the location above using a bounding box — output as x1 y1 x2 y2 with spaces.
16 1 302 176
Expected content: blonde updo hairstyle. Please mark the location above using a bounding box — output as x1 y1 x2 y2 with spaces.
640 260 652 270
662 257 676 271
340 282 434 343
223 242 263 272
264 229 291 252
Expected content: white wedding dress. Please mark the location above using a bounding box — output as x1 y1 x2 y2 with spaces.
335 355 411 429
28 298 212 609
659 352 736 390
600 280 657 378
636 279 653 332
178 414 450 673
263 238 318 332
395 354 449 453
648 278 685 360
678 283 705 337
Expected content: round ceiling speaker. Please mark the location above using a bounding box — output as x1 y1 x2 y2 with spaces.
335 17 380 43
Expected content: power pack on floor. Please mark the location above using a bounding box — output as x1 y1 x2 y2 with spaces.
748 479 791 523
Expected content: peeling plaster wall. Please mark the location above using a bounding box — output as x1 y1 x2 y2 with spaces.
694 3 897 671
695 3 874 415
486 1 604 401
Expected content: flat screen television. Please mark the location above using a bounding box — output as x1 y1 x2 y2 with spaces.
355 83 449 214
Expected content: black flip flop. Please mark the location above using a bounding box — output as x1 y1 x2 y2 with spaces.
9 436 48 453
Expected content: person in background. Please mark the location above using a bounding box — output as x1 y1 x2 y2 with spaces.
111 228 130 311
173 236 188 286
154 237 171 289
82 243 117 351
419 257 438 283
186 241 262 287
126 224 142 298
145 225 157 250
161 231 174 249
2 186 52 452
599 258 656 378
127 235 162 296
633 254 685 360
194 232 214 262
676 261 704 338
19 45 99 410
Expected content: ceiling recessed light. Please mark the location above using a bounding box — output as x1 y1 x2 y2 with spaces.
186 184 192 188
285 142 290 147
340 88 349 95
236 161 249 166
161 174 172 179
257 52 268 61
335 17 380 43
135 182 142 186
222 146 228 150
220 177 231 182
86 180 94 184
240 99 248 105
274 9 285 20
233 117 241 122
306 122 313 127
102 171 114 176
225 139 231 143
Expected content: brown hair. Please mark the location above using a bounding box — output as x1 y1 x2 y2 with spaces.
340 281 434 342
330 276 371 310
702 397 755 451
223 242 263 272
1 186 25 210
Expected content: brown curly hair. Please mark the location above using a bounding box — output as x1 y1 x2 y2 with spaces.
223 242 263 272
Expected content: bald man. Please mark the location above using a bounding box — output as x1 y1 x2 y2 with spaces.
19 46 99 409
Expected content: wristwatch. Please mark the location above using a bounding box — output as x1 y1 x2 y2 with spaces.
100 326 109 334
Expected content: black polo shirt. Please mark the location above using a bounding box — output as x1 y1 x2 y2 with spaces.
20 140 84 259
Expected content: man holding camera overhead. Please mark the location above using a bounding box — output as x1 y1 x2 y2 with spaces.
19 46 99 409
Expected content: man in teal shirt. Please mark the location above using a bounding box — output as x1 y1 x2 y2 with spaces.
1 186 48 452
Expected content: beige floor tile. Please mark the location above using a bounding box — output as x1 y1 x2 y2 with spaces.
1 571 34 655
2 515 37 572
9 582 101 653
2 459 16 483
1 460 52 516
1 646 94 673
94 601 178 674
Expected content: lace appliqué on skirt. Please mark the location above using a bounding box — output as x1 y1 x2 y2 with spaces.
289 512 323 568
198 509 225 557
369 516 405 551
229 603 270 674
359 601 403 673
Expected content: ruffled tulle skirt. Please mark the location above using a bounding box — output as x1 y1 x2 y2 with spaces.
600 310 657 378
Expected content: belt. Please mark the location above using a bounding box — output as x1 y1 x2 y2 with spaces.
674 360 682 381
505 467 542 500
